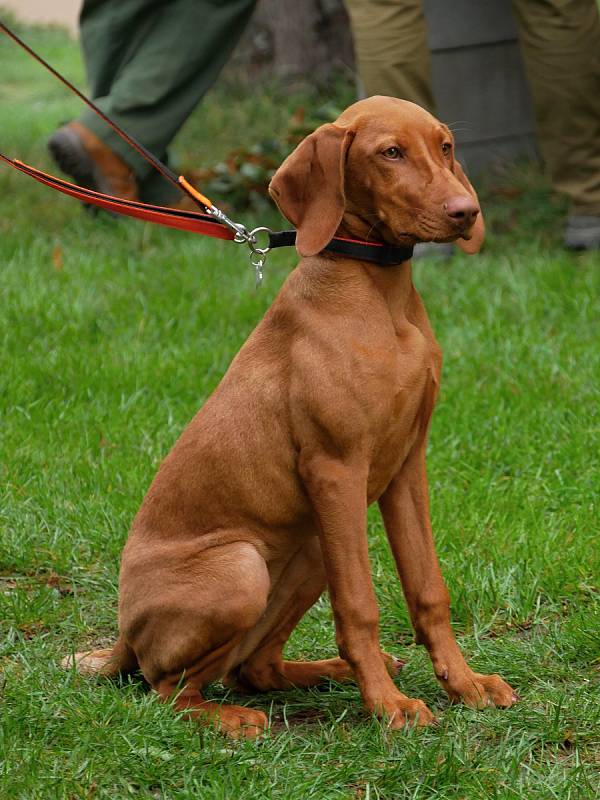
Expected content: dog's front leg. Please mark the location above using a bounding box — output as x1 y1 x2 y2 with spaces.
301 453 436 728
379 445 518 710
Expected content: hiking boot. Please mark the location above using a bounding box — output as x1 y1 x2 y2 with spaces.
48 121 139 201
563 215 600 251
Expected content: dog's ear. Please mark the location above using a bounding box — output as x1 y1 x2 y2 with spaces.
269 123 355 258
452 159 485 254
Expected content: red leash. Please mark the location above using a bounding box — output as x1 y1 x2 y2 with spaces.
0 154 234 241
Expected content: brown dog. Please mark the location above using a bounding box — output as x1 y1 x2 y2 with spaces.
65 96 517 738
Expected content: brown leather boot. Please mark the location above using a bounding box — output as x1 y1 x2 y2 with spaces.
48 121 139 201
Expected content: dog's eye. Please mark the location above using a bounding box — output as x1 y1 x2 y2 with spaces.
442 142 452 156
382 147 402 160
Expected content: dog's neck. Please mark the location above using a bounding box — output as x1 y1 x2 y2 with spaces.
361 258 416 318
332 215 417 319
337 211 403 249
308 251 416 324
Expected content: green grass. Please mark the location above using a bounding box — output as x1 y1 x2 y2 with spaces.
1 20 600 800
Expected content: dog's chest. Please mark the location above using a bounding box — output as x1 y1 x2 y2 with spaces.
366 325 439 501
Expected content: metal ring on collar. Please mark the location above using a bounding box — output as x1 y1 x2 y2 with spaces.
248 226 273 256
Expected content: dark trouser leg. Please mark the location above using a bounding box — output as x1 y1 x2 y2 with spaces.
78 0 256 201
78 0 164 100
512 0 600 215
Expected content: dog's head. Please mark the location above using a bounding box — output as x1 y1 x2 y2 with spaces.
269 95 484 258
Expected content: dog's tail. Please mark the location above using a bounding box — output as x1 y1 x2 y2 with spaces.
61 636 138 677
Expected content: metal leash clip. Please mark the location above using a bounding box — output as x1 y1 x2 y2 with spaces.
204 204 250 243
205 205 271 287
246 226 272 287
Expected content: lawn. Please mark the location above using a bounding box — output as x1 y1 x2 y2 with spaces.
1 19 599 800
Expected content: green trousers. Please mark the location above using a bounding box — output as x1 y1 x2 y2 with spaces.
78 0 256 203
345 0 600 215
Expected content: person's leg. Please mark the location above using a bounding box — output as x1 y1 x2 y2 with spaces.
78 0 161 102
50 0 256 204
343 0 434 112
48 0 160 201
80 0 255 199
512 0 600 247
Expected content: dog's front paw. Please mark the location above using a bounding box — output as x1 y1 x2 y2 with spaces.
371 693 437 729
439 668 518 709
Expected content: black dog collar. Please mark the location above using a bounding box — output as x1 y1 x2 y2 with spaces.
268 230 414 267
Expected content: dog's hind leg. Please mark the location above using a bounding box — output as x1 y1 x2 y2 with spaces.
155 683 268 740
123 539 271 738
228 537 403 692
61 636 138 677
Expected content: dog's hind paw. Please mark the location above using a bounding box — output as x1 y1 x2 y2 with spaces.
382 652 406 677
61 648 117 676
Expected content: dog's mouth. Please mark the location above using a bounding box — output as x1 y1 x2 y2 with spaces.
384 227 464 247
389 215 475 246
430 227 473 244
349 210 475 248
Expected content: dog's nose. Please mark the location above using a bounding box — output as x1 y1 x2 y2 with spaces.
444 196 479 226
